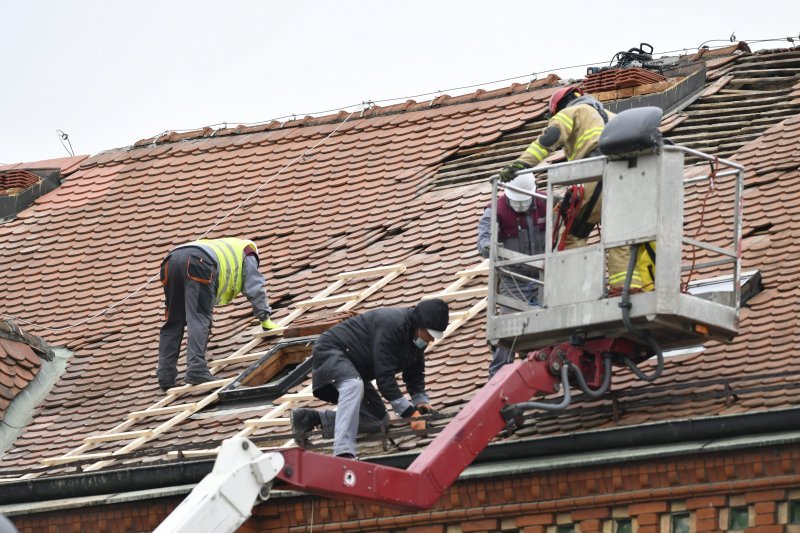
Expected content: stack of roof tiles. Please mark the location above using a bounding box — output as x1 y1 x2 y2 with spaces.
0 170 40 196
581 67 667 93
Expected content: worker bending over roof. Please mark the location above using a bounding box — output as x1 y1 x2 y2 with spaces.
291 299 449 459
156 237 278 391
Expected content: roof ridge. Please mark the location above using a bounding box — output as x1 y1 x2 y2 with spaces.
131 74 563 149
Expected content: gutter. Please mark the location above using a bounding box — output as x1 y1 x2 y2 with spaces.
3 407 800 508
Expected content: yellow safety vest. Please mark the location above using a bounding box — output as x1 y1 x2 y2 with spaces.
188 238 259 305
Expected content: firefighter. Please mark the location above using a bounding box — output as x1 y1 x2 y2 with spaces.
290 299 449 459
156 237 278 391
498 85 645 291
477 173 546 377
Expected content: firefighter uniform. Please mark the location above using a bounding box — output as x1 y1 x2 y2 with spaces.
509 94 645 290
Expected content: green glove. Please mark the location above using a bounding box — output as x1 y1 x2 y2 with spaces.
261 317 280 331
498 161 531 182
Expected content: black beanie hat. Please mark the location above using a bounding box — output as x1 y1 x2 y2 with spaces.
412 298 449 332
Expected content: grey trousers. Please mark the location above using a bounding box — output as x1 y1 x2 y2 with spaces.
157 247 216 387
319 377 389 457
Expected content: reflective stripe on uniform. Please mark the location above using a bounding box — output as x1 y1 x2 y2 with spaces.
553 113 574 133
574 127 604 154
525 141 548 162
608 270 644 289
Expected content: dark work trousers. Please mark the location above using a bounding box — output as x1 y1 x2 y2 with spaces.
157 247 217 388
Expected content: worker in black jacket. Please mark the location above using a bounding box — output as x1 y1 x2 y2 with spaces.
290 298 449 458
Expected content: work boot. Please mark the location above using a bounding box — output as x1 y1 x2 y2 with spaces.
336 453 357 460
290 408 321 448
185 371 215 386
159 381 175 392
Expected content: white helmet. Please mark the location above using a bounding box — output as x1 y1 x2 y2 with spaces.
505 174 536 212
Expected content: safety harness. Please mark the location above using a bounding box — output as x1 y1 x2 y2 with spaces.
552 102 609 250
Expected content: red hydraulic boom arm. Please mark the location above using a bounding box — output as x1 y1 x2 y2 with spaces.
274 337 636 510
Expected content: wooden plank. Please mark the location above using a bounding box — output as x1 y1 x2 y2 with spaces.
128 404 197 419
236 384 314 442
183 378 233 392
685 103 795 119
40 452 112 466
293 292 360 308
727 75 800 86
253 279 348 338
729 68 800 77
336 264 405 280
245 418 291 428
338 268 405 312
430 298 487 347
214 336 266 366
38 416 140 467
208 351 265 368
83 430 153 444
424 287 488 301
456 260 490 278
272 392 316 403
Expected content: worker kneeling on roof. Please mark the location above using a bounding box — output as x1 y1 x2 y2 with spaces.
156 237 278 391
291 299 448 459
498 85 651 291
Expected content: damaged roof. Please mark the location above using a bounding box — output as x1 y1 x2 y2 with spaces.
1 44 800 481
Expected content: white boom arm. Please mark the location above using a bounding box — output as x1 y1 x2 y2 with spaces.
155 436 284 533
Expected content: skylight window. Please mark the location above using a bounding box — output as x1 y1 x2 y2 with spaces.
686 270 762 306
218 336 315 405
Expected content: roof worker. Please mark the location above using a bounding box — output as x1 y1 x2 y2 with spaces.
290 299 449 459
498 86 646 292
477 173 546 378
156 237 279 391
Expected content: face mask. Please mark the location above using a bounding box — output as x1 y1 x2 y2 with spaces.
509 198 532 213
413 337 428 350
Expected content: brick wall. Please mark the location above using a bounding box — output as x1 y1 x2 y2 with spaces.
10 496 182 533
9 445 800 532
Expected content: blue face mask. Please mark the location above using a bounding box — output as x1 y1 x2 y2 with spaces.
413 337 428 350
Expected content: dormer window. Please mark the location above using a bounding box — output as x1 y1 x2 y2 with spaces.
0 168 61 222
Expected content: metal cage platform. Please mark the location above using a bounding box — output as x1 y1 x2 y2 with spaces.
487 145 744 352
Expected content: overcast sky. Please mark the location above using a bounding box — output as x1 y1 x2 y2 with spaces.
1 1 797 164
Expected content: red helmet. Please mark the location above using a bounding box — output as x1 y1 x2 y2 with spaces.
549 85 584 115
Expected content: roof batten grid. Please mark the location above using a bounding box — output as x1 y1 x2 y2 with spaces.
164 259 490 459
663 47 800 163
33 264 406 473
